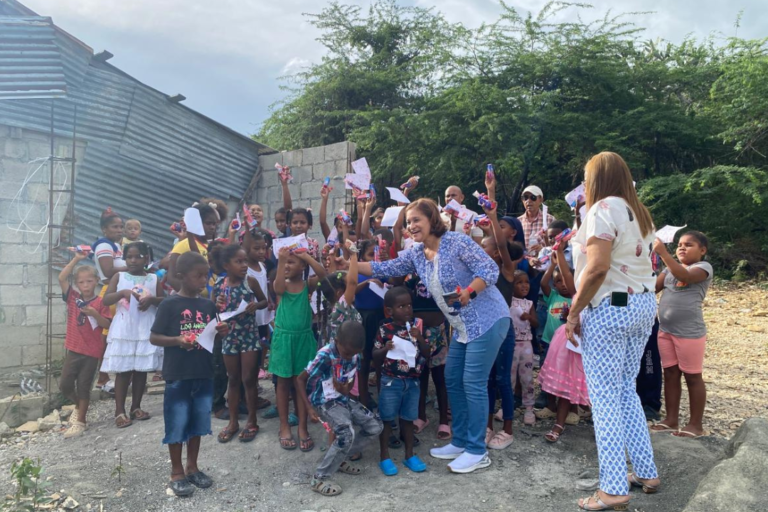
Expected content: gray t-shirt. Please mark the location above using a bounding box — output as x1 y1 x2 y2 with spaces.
658 261 713 338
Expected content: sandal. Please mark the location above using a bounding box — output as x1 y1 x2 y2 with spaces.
437 423 452 441
218 425 240 443
413 418 430 434
578 492 629 511
239 425 259 443
534 407 557 420
115 413 132 429
628 473 660 494
64 421 87 439
545 424 564 443
650 422 677 433
311 477 342 497
488 430 514 450
672 429 708 438
279 435 297 450
387 434 402 449
338 461 362 475
300 436 315 452
130 409 151 421
565 411 580 426
349 452 363 462
256 396 271 410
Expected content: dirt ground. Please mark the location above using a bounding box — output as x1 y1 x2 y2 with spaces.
0 284 766 512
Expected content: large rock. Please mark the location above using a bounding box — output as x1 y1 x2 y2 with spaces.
683 418 768 512
0 422 13 438
0 394 45 428
15 421 39 433
37 410 61 431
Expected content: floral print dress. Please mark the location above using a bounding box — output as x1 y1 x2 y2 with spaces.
213 279 259 355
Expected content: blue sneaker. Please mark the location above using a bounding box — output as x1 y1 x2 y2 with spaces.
403 455 427 473
262 405 278 419
379 458 398 476
288 413 299 427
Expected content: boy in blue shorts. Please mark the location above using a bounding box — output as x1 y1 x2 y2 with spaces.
373 286 431 476
150 252 228 497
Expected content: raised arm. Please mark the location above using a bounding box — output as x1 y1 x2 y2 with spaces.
653 239 709 285
359 246 416 278
303 252 328 289
554 246 576 296
485 205 517 280
273 249 289 296
344 240 359 306
59 252 88 294
319 186 332 241
281 173 293 212
540 255 556 298
360 198 375 240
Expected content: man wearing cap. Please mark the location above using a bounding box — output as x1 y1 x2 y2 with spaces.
518 185 555 256
441 185 483 242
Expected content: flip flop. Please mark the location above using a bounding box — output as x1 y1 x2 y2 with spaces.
115 413 132 429
130 409 151 421
413 418 430 434
239 425 259 443
650 422 678 433
218 425 240 443
437 423 452 441
279 435 297 450
300 436 315 452
672 429 708 438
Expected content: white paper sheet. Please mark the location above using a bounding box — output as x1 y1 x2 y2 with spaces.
87 316 99 330
565 184 586 207
128 295 140 324
272 233 308 258
566 333 583 354
386 335 418 368
196 320 218 353
385 187 411 204
344 173 371 191
310 291 325 314
183 207 205 236
380 206 405 227
220 300 248 322
368 281 388 300
351 157 371 175
655 225 687 244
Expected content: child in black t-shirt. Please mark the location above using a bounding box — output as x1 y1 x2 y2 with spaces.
150 252 228 497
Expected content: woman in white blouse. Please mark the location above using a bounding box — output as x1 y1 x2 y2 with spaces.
566 152 660 510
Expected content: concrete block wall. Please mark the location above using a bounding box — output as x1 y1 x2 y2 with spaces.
0 123 86 368
253 141 356 241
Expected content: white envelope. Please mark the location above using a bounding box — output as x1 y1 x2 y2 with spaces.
380 206 405 227
385 187 411 204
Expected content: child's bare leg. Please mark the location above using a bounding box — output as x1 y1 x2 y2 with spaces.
546 394 557 412
223 355 242 433
130 371 148 411
240 352 260 428
418 367 429 423
168 443 185 481
556 398 571 427
185 436 202 474
655 366 682 430
114 372 132 417
401 419 415 459
276 377 294 445
379 421 392 461
293 376 309 442
681 372 706 435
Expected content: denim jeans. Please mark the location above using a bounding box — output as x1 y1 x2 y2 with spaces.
446 317 510 455
315 400 383 479
163 378 213 445
487 324 515 420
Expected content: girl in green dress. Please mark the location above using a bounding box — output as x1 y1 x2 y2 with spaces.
270 246 327 451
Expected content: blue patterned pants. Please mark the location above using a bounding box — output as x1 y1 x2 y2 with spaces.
582 293 658 495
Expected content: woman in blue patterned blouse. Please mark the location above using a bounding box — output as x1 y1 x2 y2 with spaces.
358 198 510 474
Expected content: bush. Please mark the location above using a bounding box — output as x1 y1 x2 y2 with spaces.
638 166 768 278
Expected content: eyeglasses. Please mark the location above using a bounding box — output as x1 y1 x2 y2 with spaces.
523 194 539 201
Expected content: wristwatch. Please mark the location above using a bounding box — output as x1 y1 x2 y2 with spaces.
466 286 477 300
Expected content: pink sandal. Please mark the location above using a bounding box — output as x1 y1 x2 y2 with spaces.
437 423 452 440
413 418 430 434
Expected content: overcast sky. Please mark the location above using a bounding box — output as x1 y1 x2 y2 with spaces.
20 0 766 141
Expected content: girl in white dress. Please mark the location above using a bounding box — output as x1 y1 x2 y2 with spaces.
102 242 164 428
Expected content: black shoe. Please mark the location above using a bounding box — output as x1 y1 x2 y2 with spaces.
388 434 402 449
643 405 661 422
186 471 213 489
169 478 195 497
401 434 420 447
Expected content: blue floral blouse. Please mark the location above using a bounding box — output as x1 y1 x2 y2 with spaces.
370 231 508 343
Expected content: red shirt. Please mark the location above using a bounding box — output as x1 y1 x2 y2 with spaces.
64 289 111 359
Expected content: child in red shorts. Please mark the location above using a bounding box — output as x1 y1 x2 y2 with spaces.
59 252 112 438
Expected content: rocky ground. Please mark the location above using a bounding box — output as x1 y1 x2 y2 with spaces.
0 284 765 512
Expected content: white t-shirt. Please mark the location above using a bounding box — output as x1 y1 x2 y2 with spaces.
440 208 483 238
94 242 125 284
572 196 656 307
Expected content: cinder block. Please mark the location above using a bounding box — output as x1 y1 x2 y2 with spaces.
26 140 52 160
4 139 27 160
0 306 25 326
0 265 25 284
0 325 43 347
325 142 349 162
300 182 321 200
0 124 9 137
9 127 22 139
333 159 350 177
0 392 44 427
291 166 313 184
312 164 333 181
0 285 43 305
260 168 279 188
23 264 49 286
24 183 51 203
21 344 47 366
259 152 283 170
0 244 45 264
25 304 66 326
302 146 325 165
0 158 35 182
286 184 299 202
282 150 303 167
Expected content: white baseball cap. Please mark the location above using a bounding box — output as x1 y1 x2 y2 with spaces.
522 185 543 198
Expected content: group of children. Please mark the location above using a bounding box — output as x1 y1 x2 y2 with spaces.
57 167 714 497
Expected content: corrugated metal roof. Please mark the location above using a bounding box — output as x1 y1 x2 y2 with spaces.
0 17 67 99
0 4 276 253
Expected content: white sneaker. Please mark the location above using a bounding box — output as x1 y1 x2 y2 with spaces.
448 452 492 473
429 443 465 460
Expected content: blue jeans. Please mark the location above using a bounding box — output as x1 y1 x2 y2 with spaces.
487 324 515 420
446 317 510 455
163 378 213 445
378 376 420 422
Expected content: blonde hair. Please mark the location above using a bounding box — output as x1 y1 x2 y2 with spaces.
74 265 99 281
125 219 141 228
584 152 654 237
